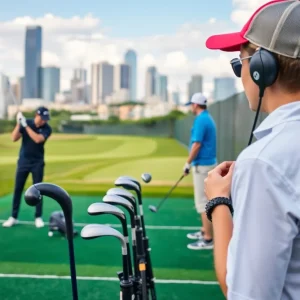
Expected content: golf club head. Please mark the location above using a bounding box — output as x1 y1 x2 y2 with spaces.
148 205 158 213
103 195 134 213
106 188 135 201
141 173 152 183
117 176 141 190
114 178 140 193
88 202 125 219
81 224 126 251
25 183 74 239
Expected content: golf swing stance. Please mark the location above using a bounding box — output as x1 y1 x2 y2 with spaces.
3 107 52 228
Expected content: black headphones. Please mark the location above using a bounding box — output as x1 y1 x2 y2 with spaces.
249 48 279 97
246 48 279 145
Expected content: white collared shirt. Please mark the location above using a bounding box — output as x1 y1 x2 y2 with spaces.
226 102 300 300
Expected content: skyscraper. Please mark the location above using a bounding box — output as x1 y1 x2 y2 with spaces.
213 77 237 102
0 74 9 119
73 68 87 83
24 25 42 98
91 62 114 105
158 75 168 102
114 63 130 90
187 75 203 101
40 66 60 102
145 66 157 98
124 50 137 101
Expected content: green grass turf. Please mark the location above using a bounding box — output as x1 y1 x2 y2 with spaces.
0 194 223 299
0 278 224 300
0 133 193 197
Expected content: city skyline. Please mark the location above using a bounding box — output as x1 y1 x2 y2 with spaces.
0 1 267 101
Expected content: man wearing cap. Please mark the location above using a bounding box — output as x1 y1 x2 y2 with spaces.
203 0 300 299
183 92 217 250
3 107 52 228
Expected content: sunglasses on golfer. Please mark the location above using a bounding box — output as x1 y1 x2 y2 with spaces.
230 55 252 77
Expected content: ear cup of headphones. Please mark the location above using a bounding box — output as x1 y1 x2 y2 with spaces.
249 49 279 90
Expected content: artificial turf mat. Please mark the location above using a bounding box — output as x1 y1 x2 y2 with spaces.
0 194 224 299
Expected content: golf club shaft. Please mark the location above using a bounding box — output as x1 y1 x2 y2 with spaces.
144 237 156 299
136 227 148 300
67 239 79 300
156 175 184 211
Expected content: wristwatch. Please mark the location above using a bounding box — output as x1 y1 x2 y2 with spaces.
205 197 234 222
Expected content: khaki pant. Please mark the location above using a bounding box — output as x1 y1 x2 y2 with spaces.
192 164 216 213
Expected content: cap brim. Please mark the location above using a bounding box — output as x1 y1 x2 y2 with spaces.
206 32 248 52
41 116 50 121
184 101 192 106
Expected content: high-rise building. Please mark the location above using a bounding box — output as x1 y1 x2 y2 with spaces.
213 77 237 102
114 64 130 91
24 25 42 98
91 63 100 106
73 68 87 83
187 75 203 101
158 75 168 102
145 66 157 98
172 91 180 106
124 50 137 101
91 62 114 105
40 67 60 102
0 74 9 119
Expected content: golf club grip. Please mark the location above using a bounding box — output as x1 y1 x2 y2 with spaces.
141 267 148 300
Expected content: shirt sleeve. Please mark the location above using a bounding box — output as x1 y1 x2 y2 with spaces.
42 126 52 141
192 117 205 143
226 158 299 300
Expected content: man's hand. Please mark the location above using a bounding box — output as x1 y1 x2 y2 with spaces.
17 112 27 127
204 161 235 200
183 162 191 176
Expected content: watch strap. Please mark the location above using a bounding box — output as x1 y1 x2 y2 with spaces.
205 197 234 222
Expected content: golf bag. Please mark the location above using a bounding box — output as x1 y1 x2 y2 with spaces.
48 211 78 237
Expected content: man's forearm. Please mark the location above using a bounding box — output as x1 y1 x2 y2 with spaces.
11 124 21 142
25 126 44 143
187 143 201 163
211 205 233 297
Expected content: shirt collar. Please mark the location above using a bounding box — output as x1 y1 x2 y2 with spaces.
254 101 300 140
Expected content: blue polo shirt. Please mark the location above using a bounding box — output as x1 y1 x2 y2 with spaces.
189 110 217 166
19 119 52 163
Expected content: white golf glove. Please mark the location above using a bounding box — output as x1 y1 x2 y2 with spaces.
183 162 191 175
17 112 27 127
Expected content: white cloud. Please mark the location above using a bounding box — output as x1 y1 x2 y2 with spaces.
0 13 242 101
231 0 270 26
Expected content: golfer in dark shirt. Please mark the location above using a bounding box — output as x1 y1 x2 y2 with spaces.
3 106 52 228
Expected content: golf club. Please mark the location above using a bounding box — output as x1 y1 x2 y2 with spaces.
141 173 152 183
103 195 147 300
114 177 156 300
118 176 142 190
148 174 184 213
106 188 138 216
81 224 134 300
24 183 78 300
114 178 145 232
88 202 133 277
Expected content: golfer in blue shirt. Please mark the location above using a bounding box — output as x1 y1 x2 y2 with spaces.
3 107 52 228
183 92 217 250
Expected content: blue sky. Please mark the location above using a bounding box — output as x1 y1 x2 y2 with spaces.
0 0 233 37
0 0 252 99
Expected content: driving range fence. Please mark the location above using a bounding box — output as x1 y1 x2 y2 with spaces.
174 92 267 162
